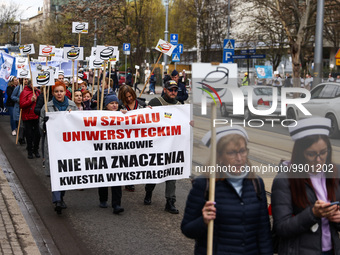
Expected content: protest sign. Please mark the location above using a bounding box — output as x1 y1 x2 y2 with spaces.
155 39 176 56
39 45 56 56
51 48 65 62
63 46 84 61
32 69 54 87
0 52 16 91
16 57 28 76
19 44 35 55
95 46 118 61
72 22 89 34
46 105 191 191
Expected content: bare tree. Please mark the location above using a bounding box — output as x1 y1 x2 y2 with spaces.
237 0 319 86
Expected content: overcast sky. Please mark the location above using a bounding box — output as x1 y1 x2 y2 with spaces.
3 0 43 20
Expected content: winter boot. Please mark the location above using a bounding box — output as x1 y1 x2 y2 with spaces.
165 198 179 214
144 191 152 205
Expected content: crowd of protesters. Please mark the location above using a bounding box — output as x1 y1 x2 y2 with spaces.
4 67 188 216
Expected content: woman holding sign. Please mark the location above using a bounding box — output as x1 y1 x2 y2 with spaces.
39 81 78 215
271 117 340 255
119 85 147 192
181 126 272 255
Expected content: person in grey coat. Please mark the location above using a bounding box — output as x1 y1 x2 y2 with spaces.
40 81 78 215
272 117 340 255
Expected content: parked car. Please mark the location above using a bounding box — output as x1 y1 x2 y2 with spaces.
220 85 282 121
118 71 126 87
286 82 340 138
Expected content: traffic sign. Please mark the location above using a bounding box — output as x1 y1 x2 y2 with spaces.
231 55 248 59
223 39 235 50
123 43 130 51
249 54 266 59
248 49 256 54
223 50 234 63
223 39 235 63
173 44 183 54
336 59 340 66
335 49 340 59
232 54 266 59
170 34 178 45
172 53 180 62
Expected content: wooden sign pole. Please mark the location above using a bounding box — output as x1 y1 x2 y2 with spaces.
139 53 163 97
72 59 75 101
96 68 100 110
207 102 217 255
100 61 107 110
15 110 22 145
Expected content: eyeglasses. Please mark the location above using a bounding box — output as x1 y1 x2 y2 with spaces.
225 148 249 158
305 149 329 160
167 88 178 92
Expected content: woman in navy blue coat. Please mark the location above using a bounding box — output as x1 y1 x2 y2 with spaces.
181 126 273 255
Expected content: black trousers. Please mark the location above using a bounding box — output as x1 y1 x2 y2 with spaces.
98 186 122 207
23 119 40 153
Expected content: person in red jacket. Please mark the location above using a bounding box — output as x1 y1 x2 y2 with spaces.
19 78 41 159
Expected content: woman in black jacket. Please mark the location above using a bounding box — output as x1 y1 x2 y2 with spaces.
272 117 340 255
181 126 272 255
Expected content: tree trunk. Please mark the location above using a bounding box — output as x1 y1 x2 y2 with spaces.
291 42 301 88
195 0 205 63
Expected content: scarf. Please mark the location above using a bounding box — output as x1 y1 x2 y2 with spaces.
53 96 69 111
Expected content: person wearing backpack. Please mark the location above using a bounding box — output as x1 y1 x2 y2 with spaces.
272 117 340 255
181 126 273 255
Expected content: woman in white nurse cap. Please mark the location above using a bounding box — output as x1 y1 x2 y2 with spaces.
181 126 273 254
271 117 340 255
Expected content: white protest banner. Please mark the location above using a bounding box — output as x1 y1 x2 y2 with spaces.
72 22 89 34
39 45 56 56
32 69 54 87
155 39 176 56
63 46 84 61
19 44 35 55
46 105 191 191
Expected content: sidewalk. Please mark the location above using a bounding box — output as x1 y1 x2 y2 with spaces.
0 162 40 254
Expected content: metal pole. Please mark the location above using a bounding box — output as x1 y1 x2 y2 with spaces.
227 0 230 39
19 20 21 45
94 18 97 47
125 54 127 81
313 0 324 88
164 0 169 66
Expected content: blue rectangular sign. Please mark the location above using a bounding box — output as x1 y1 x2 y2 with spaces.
123 43 130 51
250 54 266 59
223 39 235 50
170 34 178 45
249 49 256 54
172 53 180 62
231 55 248 59
173 44 183 54
223 50 234 63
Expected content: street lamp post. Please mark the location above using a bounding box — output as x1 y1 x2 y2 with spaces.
164 0 169 66
313 0 325 87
